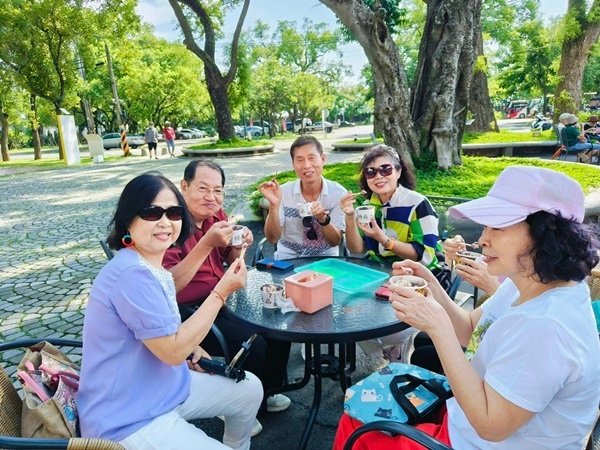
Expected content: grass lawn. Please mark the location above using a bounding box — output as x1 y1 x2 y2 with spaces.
462 128 556 143
0 155 124 173
247 156 600 216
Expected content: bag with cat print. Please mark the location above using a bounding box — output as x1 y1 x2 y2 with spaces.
343 362 452 425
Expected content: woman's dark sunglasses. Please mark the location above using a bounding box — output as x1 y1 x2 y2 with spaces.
139 205 183 222
302 217 318 240
363 164 394 179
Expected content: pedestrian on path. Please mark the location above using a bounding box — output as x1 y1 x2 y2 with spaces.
145 122 159 159
163 121 176 157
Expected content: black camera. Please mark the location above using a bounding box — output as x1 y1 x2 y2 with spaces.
187 334 256 383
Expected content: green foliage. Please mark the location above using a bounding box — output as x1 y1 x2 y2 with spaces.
118 33 210 130
495 19 559 101
248 156 600 216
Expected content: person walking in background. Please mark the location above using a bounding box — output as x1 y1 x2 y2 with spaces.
79 173 262 449
145 122 159 160
163 121 176 157
259 135 347 260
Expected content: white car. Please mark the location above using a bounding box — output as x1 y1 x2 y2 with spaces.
177 128 205 139
101 133 146 149
235 125 267 137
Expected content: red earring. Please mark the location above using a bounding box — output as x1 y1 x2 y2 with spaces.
121 233 134 248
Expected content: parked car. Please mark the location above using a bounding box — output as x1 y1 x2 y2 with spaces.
235 125 267 137
101 133 145 149
312 121 334 133
190 128 207 138
339 120 355 127
176 128 203 139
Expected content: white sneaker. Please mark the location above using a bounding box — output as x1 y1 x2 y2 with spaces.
251 418 263 437
266 394 291 412
217 416 263 437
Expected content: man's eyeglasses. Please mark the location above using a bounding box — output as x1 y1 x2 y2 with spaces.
302 217 317 240
139 205 183 222
189 181 224 198
363 164 395 179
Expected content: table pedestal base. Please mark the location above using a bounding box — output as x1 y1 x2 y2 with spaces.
267 342 356 450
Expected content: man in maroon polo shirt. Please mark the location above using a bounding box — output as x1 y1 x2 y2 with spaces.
163 160 291 436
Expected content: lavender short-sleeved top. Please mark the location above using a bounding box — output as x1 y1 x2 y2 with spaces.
78 249 190 441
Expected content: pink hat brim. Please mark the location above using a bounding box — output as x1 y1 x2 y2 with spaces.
449 196 535 228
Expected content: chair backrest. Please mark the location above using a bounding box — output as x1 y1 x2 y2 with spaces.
587 266 600 300
100 240 114 261
343 420 452 450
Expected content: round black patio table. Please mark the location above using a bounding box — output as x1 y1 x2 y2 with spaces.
224 256 409 450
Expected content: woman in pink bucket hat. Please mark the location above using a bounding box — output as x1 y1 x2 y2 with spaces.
334 166 600 449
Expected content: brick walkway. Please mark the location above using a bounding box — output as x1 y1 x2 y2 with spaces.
0 145 365 449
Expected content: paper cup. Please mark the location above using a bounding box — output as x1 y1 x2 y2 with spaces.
230 225 245 246
298 202 313 218
355 205 375 225
260 284 284 309
456 250 481 265
389 275 428 296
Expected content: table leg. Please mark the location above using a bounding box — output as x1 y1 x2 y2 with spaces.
338 343 354 393
297 343 323 450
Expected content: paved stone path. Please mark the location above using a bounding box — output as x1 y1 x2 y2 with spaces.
0 144 362 372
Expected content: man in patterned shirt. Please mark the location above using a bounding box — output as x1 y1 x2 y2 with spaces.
259 135 347 260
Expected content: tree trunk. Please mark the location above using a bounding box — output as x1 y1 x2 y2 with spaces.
54 105 66 160
31 95 42 160
205 65 235 140
321 0 481 170
320 0 419 168
411 0 481 169
468 27 498 132
0 111 9 162
554 0 600 116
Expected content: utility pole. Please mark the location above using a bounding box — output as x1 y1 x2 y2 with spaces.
105 43 129 155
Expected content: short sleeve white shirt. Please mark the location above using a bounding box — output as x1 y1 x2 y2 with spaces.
275 177 347 260
447 280 600 449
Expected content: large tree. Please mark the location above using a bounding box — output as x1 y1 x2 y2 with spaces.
554 0 600 115
321 0 481 169
0 0 137 159
168 0 250 140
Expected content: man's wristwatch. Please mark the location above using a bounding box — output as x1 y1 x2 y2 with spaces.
317 214 331 226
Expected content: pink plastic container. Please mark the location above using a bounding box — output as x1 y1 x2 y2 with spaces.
284 270 333 314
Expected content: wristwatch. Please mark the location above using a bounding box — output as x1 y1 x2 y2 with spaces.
317 214 331 226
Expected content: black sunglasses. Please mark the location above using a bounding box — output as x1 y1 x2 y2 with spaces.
302 216 317 240
139 205 183 222
363 164 394 179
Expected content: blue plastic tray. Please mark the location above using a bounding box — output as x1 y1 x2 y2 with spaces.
294 259 388 293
